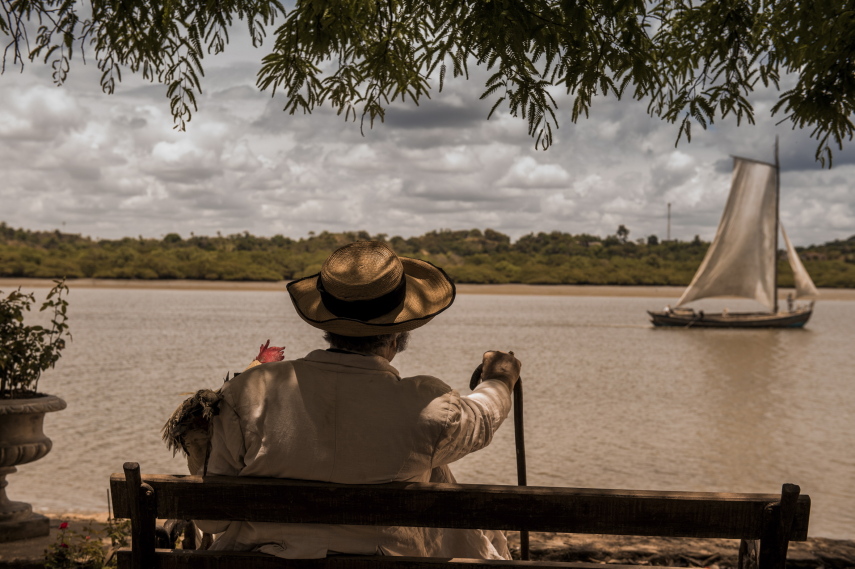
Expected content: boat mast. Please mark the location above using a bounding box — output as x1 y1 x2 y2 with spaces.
773 137 780 314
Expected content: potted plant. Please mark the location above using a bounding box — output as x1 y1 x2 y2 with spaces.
0 279 71 542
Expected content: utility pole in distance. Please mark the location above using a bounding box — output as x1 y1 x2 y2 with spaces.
667 203 671 241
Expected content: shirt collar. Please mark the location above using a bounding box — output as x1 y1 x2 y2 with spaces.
300 349 401 377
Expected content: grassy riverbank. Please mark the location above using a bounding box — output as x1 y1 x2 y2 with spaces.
3 224 854 288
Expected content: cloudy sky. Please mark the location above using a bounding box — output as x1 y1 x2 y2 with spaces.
1 25 853 247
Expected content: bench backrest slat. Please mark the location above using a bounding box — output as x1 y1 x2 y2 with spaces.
108 473 810 541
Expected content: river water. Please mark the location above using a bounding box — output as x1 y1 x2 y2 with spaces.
11 287 855 539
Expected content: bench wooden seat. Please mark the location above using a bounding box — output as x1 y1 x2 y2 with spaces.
110 462 810 569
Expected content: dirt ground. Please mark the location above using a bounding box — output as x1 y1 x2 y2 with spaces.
508 532 855 568
3 516 853 568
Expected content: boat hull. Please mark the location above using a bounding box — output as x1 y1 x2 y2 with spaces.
647 308 812 328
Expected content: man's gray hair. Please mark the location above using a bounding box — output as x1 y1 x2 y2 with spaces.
323 331 410 355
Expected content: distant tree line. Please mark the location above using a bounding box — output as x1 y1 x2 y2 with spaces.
1 222 853 288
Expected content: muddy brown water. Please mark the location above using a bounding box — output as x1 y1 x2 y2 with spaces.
8 284 854 539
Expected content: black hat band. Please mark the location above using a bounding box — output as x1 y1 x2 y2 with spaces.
317 276 408 321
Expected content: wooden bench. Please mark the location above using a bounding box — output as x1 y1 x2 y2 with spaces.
110 462 810 569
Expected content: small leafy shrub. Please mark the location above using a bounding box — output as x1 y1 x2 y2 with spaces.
44 518 131 569
0 279 70 398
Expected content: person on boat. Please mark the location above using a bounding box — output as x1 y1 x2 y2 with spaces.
175 241 521 560
787 293 795 312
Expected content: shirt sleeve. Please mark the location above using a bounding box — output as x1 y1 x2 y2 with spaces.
430 379 513 468
195 395 246 534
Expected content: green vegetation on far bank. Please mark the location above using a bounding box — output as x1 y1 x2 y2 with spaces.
1 223 854 288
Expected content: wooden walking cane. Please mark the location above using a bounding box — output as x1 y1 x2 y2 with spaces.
470 353 529 560
512 378 529 560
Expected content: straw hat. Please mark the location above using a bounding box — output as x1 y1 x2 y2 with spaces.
287 241 456 336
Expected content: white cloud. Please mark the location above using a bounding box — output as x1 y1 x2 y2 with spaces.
152 139 206 163
328 144 382 170
497 156 570 188
0 85 85 140
222 140 264 172
543 192 576 216
825 203 854 231
571 174 604 198
0 46 852 247
398 146 483 173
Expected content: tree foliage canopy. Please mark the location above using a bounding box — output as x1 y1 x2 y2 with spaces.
2 0 853 164
3 222 854 287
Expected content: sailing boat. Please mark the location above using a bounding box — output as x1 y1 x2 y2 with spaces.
648 142 819 328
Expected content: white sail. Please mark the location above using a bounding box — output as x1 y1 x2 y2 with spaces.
781 223 819 299
677 158 778 311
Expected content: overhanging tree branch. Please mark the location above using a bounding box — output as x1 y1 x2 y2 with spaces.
1 0 853 164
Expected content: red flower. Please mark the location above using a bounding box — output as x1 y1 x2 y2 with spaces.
255 340 285 363
60 543 69 548
59 522 69 530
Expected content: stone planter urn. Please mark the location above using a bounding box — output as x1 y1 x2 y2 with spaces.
0 394 67 542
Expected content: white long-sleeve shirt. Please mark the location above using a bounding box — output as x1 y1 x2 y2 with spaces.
197 349 513 559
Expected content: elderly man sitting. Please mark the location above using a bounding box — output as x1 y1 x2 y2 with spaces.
172 241 522 560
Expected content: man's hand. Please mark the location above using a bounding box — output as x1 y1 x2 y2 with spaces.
476 350 521 393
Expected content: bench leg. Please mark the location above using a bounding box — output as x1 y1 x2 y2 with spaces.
739 539 758 569
123 462 158 569
758 483 800 569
